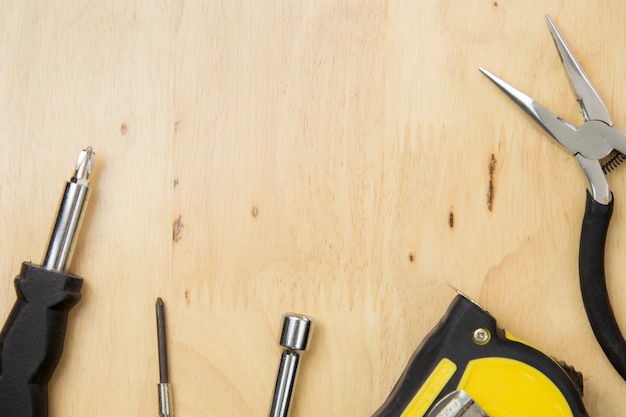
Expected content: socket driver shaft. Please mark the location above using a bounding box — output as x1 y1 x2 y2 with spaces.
269 313 312 417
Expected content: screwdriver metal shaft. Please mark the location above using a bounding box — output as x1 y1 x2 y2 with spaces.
156 297 173 417
43 146 95 272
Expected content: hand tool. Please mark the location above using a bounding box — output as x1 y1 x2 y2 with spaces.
156 297 173 417
371 289 589 417
269 313 312 417
480 16 626 380
0 147 95 416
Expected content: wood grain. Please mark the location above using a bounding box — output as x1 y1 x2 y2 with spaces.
1 1 625 416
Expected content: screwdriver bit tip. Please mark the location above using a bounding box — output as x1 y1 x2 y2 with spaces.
73 147 95 185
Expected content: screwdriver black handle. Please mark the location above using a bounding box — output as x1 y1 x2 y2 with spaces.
0 262 82 417
579 191 626 380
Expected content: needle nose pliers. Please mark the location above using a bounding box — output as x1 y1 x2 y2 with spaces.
480 16 626 380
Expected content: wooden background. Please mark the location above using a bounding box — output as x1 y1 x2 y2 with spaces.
1 1 625 416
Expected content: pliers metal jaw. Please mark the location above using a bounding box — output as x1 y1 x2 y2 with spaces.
480 16 626 205
481 16 626 380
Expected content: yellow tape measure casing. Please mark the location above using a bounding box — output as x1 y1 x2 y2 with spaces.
458 357 574 417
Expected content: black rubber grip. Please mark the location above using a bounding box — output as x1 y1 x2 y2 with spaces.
579 191 626 380
0 262 82 417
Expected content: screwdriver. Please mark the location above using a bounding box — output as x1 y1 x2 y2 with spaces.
0 147 96 417
156 297 173 417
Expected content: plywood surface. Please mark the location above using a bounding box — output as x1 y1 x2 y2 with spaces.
1 1 625 416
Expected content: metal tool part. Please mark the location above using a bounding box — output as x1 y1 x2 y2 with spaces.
43 147 95 272
156 297 173 417
478 16 626 206
602 151 626 174
426 391 489 417
446 282 484 310
269 313 312 417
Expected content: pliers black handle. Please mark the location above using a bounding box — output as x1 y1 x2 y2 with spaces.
481 17 626 380
579 192 626 377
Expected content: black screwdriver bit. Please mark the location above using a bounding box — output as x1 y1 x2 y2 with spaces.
156 297 173 417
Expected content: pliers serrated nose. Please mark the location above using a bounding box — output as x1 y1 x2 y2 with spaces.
480 16 626 380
